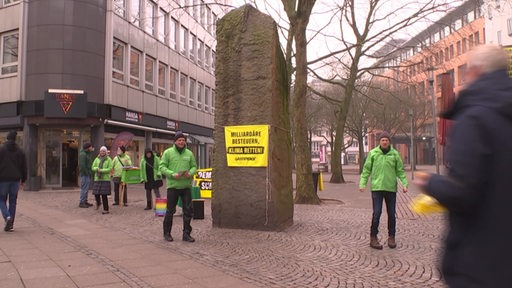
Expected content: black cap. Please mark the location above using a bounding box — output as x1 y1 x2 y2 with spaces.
83 142 92 149
6 130 17 141
174 131 187 141
379 131 391 140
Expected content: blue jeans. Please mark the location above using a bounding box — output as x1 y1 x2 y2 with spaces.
0 181 19 221
79 175 92 203
371 191 397 237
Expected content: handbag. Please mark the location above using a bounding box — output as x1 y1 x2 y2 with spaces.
155 179 163 188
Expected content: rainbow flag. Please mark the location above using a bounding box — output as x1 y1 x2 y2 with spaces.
155 198 166 217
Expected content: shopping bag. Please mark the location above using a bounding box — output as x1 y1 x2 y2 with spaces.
410 194 447 215
155 198 166 217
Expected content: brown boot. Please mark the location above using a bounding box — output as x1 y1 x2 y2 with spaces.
388 236 397 249
370 236 383 250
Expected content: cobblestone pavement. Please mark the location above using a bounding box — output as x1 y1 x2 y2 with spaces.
14 166 448 288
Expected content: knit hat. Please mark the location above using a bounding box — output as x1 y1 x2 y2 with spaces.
100 146 108 152
119 145 126 153
379 131 391 140
6 130 17 141
174 131 186 141
82 142 92 150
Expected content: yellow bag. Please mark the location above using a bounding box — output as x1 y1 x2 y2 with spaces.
410 194 447 215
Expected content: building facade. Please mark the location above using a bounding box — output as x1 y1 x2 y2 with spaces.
373 0 484 166
0 0 229 190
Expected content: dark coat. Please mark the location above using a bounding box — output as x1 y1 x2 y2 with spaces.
0 140 27 183
426 69 512 288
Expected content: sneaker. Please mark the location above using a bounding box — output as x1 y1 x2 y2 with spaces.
144 207 152 210
112 202 119 206
102 211 110 214
4 217 13 232
164 234 173 242
79 203 89 208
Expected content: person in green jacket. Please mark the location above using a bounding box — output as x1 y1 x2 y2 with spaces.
359 131 408 250
111 145 132 206
91 146 114 214
140 148 162 210
159 132 197 242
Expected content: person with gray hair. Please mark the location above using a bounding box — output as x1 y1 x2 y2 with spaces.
415 44 512 287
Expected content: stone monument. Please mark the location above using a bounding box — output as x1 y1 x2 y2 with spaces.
212 5 293 231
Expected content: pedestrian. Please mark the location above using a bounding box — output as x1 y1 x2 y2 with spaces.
415 44 512 288
111 145 132 206
359 131 408 249
159 132 197 242
91 146 114 214
0 131 27 232
140 147 162 210
78 142 94 208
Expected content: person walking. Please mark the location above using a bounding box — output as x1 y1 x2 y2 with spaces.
111 145 132 206
359 131 408 249
415 45 512 288
0 131 27 232
140 148 162 210
91 146 114 214
159 132 197 242
78 142 94 208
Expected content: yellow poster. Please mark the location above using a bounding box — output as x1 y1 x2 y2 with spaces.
224 125 269 167
193 168 212 198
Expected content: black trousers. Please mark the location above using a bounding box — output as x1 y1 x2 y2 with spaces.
95 194 109 211
163 188 193 236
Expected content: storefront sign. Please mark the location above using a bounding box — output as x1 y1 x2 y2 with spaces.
167 120 178 130
224 125 269 167
125 110 142 123
44 89 87 118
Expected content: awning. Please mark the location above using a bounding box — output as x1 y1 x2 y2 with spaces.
189 134 214 144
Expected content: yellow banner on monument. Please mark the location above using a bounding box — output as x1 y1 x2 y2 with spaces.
224 125 269 167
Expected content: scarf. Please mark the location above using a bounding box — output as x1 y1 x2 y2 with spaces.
97 155 107 178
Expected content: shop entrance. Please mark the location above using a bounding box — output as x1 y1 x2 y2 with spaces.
43 129 90 188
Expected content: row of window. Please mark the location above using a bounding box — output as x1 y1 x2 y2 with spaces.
404 31 482 79
113 0 218 72
112 39 215 114
0 30 18 76
2 0 19 7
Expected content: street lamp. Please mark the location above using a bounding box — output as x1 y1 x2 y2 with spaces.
427 67 440 174
409 108 414 179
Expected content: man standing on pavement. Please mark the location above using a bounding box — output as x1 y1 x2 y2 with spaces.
78 142 94 208
415 45 512 288
359 131 408 249
159 131 197 242
0 131 27 232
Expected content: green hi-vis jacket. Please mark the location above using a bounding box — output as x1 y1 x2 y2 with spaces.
91 156 114 181
112 153 133 177
139 155 162 182
159 145 197 189
359 146 408 192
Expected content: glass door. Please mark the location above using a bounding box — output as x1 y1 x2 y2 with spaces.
45 129 62 186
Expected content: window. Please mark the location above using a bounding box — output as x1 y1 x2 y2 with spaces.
197 82 203 109
180 26 188 56
508 18 512 36
204 86 210 112
1 31 19 75
179 73 187 103
169 68 178 100
457 64 467 85
169 18 178 50
4 0 20 5
469 34 474 49
200 1 206 27
113 0 125 17
497 30 502 45
189 33 196 62
474 31 480 45
157 8 167 43
144 0 156 36
189 78 196 106
112 40 125 81
211 51 215 72
212 13 217 37
205 45 211 70
211 89 215 114
462 38 467 53
130 48 141 87
198 40 204 67
145 56 155 91
206 7 212 34
130 0 141 27
444 47 449 61
158 62 167 96
456 41 461 56
192 0 198 19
